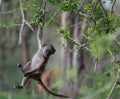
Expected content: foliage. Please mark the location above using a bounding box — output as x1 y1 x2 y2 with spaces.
79 63 120 99
0 0 120 99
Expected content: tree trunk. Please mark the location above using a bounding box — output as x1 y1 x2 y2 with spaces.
73 18 80 80
60 12 69 78
60 12 74 78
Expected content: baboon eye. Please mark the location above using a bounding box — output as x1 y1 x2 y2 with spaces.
45 50 50 54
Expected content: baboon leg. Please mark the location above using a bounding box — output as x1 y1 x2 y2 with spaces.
14 77 29 89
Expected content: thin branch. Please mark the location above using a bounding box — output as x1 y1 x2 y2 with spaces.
85 82 113 99
0 9 18 15
91 1 99 13
106 69 120 99
80 42 89 49
18 23 24 45
19 0 25 20
37 1 46 49
25 21 34 30
37 26 43 49
18 0 34 45
93 59 98 72
72 42 89 52
13 22 35 27
110 0 116 15
78 11 89 17
98 0 110 33
77 0 86 11
76 0 90 17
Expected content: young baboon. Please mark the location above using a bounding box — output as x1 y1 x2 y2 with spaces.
14 44 69 98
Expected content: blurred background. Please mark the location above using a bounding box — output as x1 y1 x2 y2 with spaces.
0 0 120 99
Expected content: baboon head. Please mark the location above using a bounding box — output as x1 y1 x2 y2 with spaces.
42 44 56 58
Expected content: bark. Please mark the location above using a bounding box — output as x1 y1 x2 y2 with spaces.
61 12 74 78
73 19 80 80
72 16 86 81
60 12 69 77
59 17 86 99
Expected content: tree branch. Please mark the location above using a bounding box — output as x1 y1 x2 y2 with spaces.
0 9 17 15
110 0 116 15
93 59 98 72
91 1 99 13
106 69 120 99
77 0 90 17
19 22 24 45
98 0 110 33
18 0 34 45
37 1 46 49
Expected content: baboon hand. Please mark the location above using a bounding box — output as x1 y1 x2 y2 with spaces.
24 71 31 77
13 85 23 89
17 64 22 68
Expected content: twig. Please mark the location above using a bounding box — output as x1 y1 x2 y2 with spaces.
93 59 98 72
106 69 120 99
18 0 34 45
13 22 35 27
78 11 89 17
110 0 116 15
91 1 99 13
76 0 90 17
77 0 86 10
0 9 18 15
98 0 110 33
72 43 89 52
80 42 89 49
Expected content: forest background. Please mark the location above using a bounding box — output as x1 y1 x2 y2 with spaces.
0 0 120 99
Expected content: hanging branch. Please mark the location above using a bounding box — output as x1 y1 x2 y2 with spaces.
37 1 46 49
106 69 120 99
18 0 34 45
110 0 116 15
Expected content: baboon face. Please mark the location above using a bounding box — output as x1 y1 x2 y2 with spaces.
42 44 56 58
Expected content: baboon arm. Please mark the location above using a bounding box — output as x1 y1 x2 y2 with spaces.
21 77 29 87
24 60 44 76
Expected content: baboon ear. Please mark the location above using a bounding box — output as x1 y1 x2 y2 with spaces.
50 45 56 54
42 44 47 47
51 48 56 54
